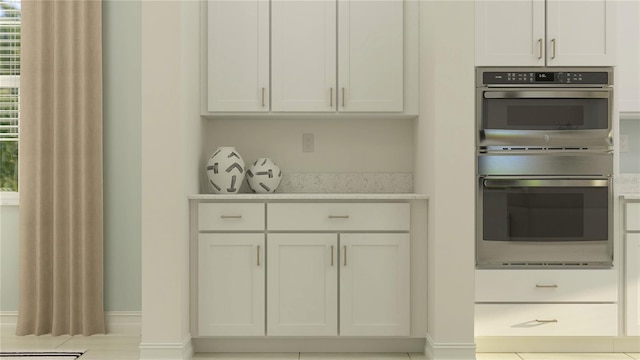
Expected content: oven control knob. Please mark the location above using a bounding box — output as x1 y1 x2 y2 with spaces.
543 134 550 142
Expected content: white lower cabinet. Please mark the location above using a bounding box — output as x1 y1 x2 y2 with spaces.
195 201 412 338
267 234 338 336
475 269 618 336
626 231 640 336
198 234 265 336
475 303 618 336
340 234 410 336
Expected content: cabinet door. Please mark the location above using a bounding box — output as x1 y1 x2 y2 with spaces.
198 234 265 336
340 233 410 336
475 0 545 66
267 234 338 336
627 233 640 336
207 0 269 112
338 0 403 112
617 0 640 112
271 1 336 112
546 0 616 66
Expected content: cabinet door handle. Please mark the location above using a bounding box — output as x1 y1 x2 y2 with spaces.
328 215 349 219
343 246 347 266
261 87 266 107
220 215 242 219
257 245 260 266
331 245 334 266
535 319 558 323
536 284 558 288
330 87 333 107
341 87 345 107
551 38 556 59
537 38 543 59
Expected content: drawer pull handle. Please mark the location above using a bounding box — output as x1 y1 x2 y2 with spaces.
331 245 334 266
536 284 558 288
537 38 543 59
535 319 558 323
257 245 260 266
328 215 350 219
343 246 347 266
220 215 242 219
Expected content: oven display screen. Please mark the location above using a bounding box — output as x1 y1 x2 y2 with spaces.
535 72 555 82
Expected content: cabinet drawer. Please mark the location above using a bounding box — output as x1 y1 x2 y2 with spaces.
475 303 618 336
198 203 265 231
627 202 640 231
267 203 410 231
476 269 617 302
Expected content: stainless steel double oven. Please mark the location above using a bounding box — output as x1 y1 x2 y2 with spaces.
475 67 614 268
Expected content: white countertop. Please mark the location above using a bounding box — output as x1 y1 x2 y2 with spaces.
189 193 428 200
621 194 640 200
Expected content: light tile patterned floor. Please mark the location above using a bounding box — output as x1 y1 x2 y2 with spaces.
1 333 640 360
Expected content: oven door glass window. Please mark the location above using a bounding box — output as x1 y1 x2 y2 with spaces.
482 98 609 130
482 184 608 242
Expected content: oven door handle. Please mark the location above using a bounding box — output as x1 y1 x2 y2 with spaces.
483 179 609 188
484 90 610 99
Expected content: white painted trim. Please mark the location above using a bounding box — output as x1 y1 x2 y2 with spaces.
192 337 426 353
425 334 477 360
0 311 141 336
0 191 19 206
139 334 193 360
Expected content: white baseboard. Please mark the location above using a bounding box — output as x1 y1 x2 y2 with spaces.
192 337 426 353
139 334 193 360
425 334 477 360
0 311 141 336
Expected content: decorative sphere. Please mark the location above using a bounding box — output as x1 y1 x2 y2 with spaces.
246 158 282 193
206 147 245 193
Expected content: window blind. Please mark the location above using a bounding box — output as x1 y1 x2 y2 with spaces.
0 0 20 143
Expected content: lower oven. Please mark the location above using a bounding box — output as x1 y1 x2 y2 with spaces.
476 152 613 268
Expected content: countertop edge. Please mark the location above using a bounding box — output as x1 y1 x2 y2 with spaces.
620 194 640 200
189 193 429 200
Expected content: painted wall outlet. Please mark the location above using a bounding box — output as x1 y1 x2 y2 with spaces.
303 133 314 152
620 134 629 153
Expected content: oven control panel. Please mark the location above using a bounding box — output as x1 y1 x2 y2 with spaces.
482 71 610 85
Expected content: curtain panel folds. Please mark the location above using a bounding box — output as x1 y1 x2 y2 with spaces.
17 0 105 336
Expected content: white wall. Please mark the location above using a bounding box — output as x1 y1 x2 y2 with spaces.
416 1 476 358
140 0 201 357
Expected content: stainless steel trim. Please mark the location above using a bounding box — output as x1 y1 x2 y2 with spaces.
483 179 609 188
551 38 556 59
476 67 614 87
330 88 333 107
331 245 334 266
537 38 543 59
343 246 347 266
478 152 613 176
484 90 609 99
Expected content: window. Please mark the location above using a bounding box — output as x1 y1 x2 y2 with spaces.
0 0 20 197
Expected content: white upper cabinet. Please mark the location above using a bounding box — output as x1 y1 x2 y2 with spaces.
476 0 545 66
476 0 616 66
207 0 404 113
207 1 269 112
617 0 640 112
271 1 336 112
338 0 404 112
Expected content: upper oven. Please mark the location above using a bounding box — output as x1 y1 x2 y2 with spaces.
477 67 613 150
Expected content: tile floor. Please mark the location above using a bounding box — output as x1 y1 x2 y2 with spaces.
1 333 639 360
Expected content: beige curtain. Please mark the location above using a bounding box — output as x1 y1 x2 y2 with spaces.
17 0 105 336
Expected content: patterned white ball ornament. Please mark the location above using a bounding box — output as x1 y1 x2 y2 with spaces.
246 158 282 193
206 147 245 193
